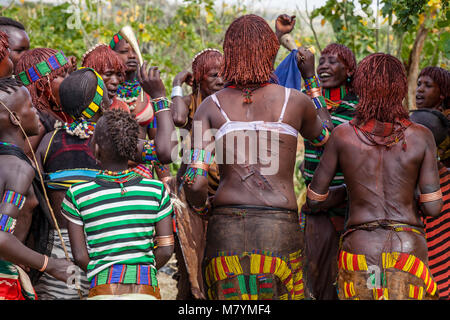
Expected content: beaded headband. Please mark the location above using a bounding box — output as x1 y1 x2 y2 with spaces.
192 48 221 64
109 33 123 50
17 51 69 86
81 43 107 66
77 67 105 119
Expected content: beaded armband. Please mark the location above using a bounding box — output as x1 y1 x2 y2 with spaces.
304 75 327 110
310 126 330 147
152 97 171 114
2 190 26 210
307 184 329 202
181 149 214 185
142 140 159 164
420 189 442 203
0 214 16 233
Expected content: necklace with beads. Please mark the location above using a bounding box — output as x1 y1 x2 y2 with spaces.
55 119 96 139
0 141 19 148
97 169 139 195
116 78 141 111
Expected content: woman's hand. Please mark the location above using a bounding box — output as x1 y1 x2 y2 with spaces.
173 70 193 87
45 257 76 283
138 62 166 99
275 14 296 38
297 46 316 79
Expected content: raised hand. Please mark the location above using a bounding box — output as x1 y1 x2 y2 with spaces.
275 14 296 37
297 46 316 78
137 62 167 99
173 70 193 87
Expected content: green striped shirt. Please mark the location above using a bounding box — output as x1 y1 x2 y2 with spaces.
61 175 173 281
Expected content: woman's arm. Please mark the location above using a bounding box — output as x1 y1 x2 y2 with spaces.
138 63 177 164
171 70 193 127
67 221 90 272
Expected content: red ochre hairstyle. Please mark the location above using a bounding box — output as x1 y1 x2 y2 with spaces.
0 31 9 62
192 49 223 93
321 43 357 86
14 48 72 111
220 14 279 86
82 44 126 78
353 53 409 124
419 66 450 109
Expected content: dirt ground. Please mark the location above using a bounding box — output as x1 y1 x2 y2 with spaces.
157 254 179 300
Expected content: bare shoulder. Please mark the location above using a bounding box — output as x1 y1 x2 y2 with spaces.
330 122 352 139
0 155 35 187
407 122 435 145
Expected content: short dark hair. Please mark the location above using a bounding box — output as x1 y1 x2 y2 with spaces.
59 68 98 119
0 76 22 95
410 109 449 146
0 17 25 30
95 109 139 161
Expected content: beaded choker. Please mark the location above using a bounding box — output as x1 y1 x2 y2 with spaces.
17 51 69 86
97 170 139 195
226 82 271 104
78 67 105 119
323 86 347 111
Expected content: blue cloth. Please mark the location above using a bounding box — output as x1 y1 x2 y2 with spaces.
274 49 302 91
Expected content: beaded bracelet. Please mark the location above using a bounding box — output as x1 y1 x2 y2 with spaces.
310 126 330 147
181 149 214 185
2 190 26 210
151 97 171 114
304 75 327 110
304 75 320 90
142 140 159 164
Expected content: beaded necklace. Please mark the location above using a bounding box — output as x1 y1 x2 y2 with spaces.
225 82 271 104
0 141 19 149
55 119 96 139
117 78 141 111
350 118 411 151
323 86 347 111
97 169 139 195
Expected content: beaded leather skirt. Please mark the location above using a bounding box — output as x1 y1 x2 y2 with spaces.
203 206 305 300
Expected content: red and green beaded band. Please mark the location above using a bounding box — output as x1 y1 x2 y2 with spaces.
17 51 69 86
2 190 26 210
109 33 123 50
78 67 105 119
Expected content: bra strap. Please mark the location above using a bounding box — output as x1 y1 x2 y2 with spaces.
211 94 231 122
278 87 291 122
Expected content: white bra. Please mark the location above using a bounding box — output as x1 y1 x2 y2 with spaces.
212 87 298 141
